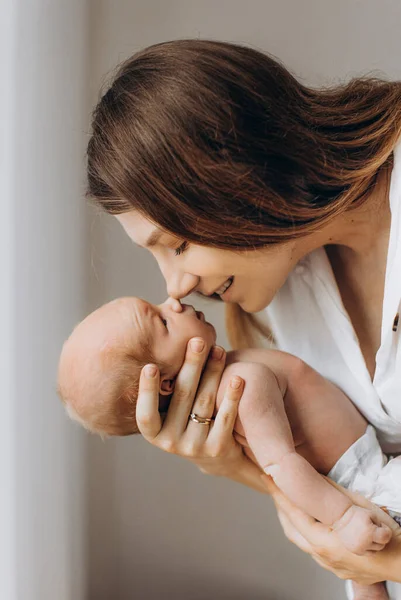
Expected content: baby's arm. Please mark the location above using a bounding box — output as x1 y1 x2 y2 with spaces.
218 356 392 554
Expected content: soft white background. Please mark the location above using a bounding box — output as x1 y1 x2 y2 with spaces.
2 1 401 599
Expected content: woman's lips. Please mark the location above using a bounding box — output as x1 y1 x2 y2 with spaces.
214 277 234 296
217 277 235 301
208 277 235 301
220 277 234 298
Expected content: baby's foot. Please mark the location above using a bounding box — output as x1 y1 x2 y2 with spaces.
352 581 388 600
333 505 392 555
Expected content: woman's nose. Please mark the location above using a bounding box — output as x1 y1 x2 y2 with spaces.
165 271 199 300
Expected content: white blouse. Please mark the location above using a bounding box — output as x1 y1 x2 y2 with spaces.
266 141 401 597
266 140 401 454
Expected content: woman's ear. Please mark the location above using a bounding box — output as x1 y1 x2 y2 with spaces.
159 376 176 396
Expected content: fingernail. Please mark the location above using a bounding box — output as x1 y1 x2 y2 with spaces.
264 464 279 478
190 338 205 353
230 376 242 389
144 364 157 378
211 345 224 360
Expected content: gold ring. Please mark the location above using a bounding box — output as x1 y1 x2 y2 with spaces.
189 413 213 425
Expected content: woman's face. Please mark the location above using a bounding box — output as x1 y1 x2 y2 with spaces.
116 211 316 313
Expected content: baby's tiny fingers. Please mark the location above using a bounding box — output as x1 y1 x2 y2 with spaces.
372 524 392 546
209 376 243 439
368 542 387 553
136 364 162 441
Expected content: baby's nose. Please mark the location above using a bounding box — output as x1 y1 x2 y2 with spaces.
163 297 182 313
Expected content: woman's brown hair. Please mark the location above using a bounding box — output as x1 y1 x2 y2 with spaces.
86 39 401 349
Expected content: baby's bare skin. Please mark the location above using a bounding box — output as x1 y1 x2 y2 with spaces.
60 297 392 600
215 348 392 556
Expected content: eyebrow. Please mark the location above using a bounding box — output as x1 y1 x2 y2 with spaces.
144 229 163 248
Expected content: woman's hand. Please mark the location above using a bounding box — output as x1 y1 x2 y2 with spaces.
136 338 246 477
262 475 401 585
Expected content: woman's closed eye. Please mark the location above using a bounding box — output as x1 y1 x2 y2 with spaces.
161 317 168 328
174 241 188 256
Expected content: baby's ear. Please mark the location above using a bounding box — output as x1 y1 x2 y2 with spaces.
159 377 176 396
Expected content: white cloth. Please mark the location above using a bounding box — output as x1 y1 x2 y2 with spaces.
329 427 401 599
345 580 400 600
265 139 401 596
345 579 400 600
328 425 401 523
266 140 401 453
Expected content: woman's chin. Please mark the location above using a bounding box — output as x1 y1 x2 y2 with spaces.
238 295 270 313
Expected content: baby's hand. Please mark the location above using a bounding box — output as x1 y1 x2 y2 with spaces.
333 505 392 555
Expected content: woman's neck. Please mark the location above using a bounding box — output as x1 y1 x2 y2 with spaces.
320 160 393 258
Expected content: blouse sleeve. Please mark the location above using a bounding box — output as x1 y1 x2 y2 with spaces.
328 425 401 523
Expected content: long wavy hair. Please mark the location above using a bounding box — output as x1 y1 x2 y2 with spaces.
86 39 401 349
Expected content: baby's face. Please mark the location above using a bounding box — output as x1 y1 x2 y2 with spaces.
59 296 217 436
106 296 217 377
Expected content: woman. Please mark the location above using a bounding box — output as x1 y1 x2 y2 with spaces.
86 39 401 597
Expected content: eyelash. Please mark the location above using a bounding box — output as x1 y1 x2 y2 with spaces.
161 318 168 328
174 241 188 256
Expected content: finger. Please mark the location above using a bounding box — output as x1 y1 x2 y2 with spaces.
368 542 387 552
186 345 226 442
136 364 162 441
165 297 182 312
277 509 314 554
311 554 333 571
233 431 249 447
208 376 244 444
372 524 392 545
163 338 208 432
243 445 259 466
325 478 399 532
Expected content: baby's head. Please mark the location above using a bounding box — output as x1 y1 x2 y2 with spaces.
57 297 216 437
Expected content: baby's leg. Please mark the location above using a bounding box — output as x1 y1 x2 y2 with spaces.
352 581 388 600
225 362 392 555
225 347 368 474
265 453 391 553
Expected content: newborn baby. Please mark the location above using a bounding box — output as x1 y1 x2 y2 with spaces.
58 296 400 600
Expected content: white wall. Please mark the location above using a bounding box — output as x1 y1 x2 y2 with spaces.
86 1 401 599
0 1 90 598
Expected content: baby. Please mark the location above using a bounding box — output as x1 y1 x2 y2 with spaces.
58 296 400 600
